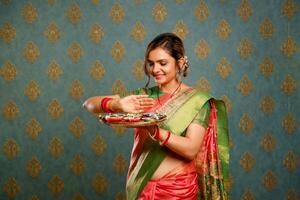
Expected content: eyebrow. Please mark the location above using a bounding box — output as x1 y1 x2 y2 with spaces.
147 59 168 62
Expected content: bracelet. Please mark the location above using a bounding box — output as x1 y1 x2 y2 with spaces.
159 131 171 146
101 97 113 113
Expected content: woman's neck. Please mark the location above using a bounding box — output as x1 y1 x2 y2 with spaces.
158 81 182 94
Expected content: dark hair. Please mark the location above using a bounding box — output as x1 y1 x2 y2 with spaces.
143 32 189 88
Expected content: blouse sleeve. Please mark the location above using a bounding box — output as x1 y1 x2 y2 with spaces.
191 101 210 128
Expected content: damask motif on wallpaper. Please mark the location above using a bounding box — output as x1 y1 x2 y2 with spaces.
0 0 299 200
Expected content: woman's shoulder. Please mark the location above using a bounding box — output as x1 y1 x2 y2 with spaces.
186 87 212 99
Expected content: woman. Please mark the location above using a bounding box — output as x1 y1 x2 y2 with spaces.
83 33 229 200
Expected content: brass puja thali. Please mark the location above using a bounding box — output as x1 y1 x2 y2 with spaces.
99 112 167 127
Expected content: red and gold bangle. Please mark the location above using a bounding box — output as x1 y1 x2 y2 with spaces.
159 131 171 146
101 97 113 113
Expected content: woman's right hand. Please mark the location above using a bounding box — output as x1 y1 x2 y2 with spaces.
117 95 154 113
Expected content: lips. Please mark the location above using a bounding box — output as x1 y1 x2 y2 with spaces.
154 74 164 80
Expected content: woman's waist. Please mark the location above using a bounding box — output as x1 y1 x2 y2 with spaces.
151 155 196 180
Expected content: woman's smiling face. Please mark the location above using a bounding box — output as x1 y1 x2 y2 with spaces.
147 47 178 87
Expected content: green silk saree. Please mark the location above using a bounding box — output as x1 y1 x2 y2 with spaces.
126 87 230 200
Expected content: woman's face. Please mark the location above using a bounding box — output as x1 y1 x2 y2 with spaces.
147 47 178 86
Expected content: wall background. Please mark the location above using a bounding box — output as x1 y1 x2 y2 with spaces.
0 0 299 199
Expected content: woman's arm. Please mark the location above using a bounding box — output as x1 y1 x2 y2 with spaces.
82 95 120 113
82 95 154 114
156 124 206 160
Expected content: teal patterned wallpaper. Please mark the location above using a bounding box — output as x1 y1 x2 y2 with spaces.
0 0 299 200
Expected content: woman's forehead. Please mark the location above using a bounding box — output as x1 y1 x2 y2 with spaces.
148 48 173 61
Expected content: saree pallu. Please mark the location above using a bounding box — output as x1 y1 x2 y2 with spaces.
126 87 230 200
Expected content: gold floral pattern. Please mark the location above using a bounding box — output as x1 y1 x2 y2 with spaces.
48 175 64 196
3 177 21 199
262 171 278 191
1 22 16 44
89 23 105 43
220 95 232 113
115 192 126 200
176 0 186 4
260 96 275 114
237 74 253 96
70 154 86 176
195 77 211 93
216 57 232 79
132 59 144 80
26 118 42 140
3 138 20 160
91 135 107 156
44 22 60 43
216 19 232 40
134 0 144 5
92 173 108 193
47 99 64 119
26 156 42 178
111 126 127 136
23 41 40 64
259 56 274 78
237 0 252 22
242 190 255 200
281 36 298 58
109 2 125 24
113 154 128 174
91 0 99 5
73 192 86 200
1 0 11 5
75 195 86 200
68 42 83 63
110 40 125 63
286 189 300 200
69 117 85 139
237 38 253 59
29 194 39 200
282 0 299 20
283 150 299 172
152 2 167 23
0 61 17 81
2 100 19 120
281 74 297 95
240 152 255 172
194 0 209 22
194 39 211 60
48 0 56 6
22 3 38 24
112 79 128 96
282 113 298 134
173 21 189 40
239 113 254 134
47 60 63 81
90 60 106 80
66 3 82 25
131 21 147 42
48 137 64 158
259 17 274 38
261 133 277 153
69 80 84 100
24 80 41 101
